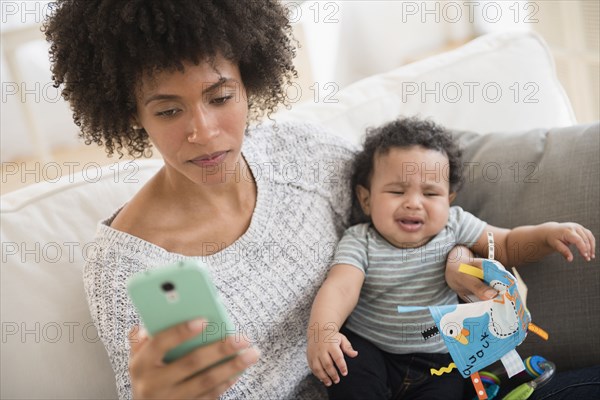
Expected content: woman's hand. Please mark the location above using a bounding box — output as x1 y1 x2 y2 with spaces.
128 319 260 399
306 328 358 387
445 246 498 302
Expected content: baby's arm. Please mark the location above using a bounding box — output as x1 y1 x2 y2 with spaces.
471 222 595 267
307 264 364 386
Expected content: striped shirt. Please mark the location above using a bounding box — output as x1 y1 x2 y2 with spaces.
333 206 486 354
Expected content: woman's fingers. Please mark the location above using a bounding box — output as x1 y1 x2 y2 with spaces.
455 276 498 302
446 261 497 301
466 277 499 301
138 318 207 367
128 325 149 356
129 320 260 399
129 319 211 397
184 376 239 400
166 336 256 384
445 247 496 301
171 349 259 399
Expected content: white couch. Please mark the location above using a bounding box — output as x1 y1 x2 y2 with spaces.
0 30 578 399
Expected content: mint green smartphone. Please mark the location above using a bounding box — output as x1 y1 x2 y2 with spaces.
127 260 235 363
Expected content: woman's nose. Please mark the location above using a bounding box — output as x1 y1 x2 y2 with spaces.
187 107 219 144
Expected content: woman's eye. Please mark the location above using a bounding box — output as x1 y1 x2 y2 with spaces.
211 95 233 105
155 109 180 117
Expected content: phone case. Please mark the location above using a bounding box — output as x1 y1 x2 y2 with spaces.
127 260 235 363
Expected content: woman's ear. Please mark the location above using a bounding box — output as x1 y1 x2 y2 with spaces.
449 192 457 203
356 185 372 216
130 116 142 130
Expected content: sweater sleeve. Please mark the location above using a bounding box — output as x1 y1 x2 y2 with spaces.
83 236 132 399
83 223 159 400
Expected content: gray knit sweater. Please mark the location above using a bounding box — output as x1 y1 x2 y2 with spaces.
83 122 355 399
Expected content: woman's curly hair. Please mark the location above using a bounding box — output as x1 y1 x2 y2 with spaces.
43 0 297 157
350 117 464 224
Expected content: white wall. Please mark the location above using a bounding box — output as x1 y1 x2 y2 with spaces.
1 1 80 162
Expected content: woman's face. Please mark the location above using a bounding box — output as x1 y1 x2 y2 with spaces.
135 55 249 187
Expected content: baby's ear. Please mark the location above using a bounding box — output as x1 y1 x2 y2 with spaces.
449 192 457 203
356 185 371 216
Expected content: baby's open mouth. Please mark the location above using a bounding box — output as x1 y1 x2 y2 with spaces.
397 218 424 232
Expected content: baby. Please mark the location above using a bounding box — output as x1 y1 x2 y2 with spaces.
307 117 595 400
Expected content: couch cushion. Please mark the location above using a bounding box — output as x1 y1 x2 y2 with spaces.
454 122 600 369
0 159 162 399
279 30 576 145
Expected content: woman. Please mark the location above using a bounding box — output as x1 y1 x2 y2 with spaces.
44 1 354 398
44 1 499 398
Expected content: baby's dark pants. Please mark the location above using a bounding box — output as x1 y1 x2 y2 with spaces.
327 326 464 400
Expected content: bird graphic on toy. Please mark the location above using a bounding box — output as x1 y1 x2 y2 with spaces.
438 272 522 346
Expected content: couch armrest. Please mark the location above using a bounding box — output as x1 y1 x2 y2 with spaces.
0 159 162 399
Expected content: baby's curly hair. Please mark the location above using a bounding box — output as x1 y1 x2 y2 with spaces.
350 117 464 224
43 0 297 157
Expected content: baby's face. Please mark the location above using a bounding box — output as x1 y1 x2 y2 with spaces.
358 146 454 248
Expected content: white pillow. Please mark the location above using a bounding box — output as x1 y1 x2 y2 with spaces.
278 30 576 144
1 160 162 399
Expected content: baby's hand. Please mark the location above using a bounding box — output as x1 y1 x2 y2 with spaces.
306 330 358 386
545 222 596 262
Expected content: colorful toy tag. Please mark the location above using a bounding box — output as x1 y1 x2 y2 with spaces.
398 259 531 378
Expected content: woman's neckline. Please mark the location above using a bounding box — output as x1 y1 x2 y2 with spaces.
100 136 273 261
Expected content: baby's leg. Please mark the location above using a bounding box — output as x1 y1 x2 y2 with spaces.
388 352 464 400
327 326 389 400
